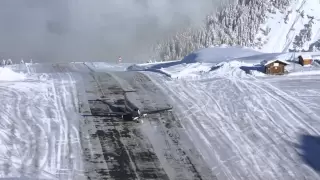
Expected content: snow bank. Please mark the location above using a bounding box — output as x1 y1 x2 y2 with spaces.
0 67 26 81
127 46 263 77
288 70 320 76
128 46 320 79
182 46 262 63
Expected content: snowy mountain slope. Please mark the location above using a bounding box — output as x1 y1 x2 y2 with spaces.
255 0 320 52
153 0 320 61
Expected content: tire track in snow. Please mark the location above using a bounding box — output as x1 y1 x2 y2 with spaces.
145 73 220 180
150 75 255 180
203 78 279 179
241 78 320 178
229 77 304 179
0 85 39 176
228 70 320 178
244 78 320 136
147 69 320 179
53 65 83 179
0 66 83 179
216 68 292 178
0 81 60 178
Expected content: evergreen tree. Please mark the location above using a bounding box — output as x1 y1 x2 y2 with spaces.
152 0 291 61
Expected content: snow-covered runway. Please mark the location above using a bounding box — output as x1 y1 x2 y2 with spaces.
0 72 85 179
0 63 216 180
148 70 320 180
2 54 320 180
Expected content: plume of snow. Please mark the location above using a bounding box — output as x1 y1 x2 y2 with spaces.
0 0 233 63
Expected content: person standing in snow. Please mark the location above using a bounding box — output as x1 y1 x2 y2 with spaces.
20 59 24 64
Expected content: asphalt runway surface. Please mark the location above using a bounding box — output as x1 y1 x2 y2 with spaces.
12 63 216 180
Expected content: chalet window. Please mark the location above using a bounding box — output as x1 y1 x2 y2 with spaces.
274 63 279 66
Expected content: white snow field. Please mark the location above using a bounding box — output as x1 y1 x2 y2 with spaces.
0 67 26 81
148 71 320 180
129 46 320 179
0 67 85 179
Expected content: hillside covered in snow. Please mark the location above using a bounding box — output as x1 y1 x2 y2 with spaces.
154 0 320 61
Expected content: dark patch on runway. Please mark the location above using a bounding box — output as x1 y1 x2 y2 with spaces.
80 72 171 180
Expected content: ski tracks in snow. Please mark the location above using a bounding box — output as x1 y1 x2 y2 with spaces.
147 70 320 180
0 72 84 179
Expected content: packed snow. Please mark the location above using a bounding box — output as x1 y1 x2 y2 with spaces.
0 67 26 81
0 68 85 179
147 70 320 180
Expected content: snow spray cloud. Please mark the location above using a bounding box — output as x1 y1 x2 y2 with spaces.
0 0 233 63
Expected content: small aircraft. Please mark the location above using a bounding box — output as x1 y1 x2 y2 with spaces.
87 91 173 123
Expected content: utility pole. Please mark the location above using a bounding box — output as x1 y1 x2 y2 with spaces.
293 49 295 70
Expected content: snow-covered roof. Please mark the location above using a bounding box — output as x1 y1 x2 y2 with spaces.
261 59 290 66
298 54 313 59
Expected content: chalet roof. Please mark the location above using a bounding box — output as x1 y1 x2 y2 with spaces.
261 59 290 66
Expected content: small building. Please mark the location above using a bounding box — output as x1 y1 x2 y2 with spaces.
298 55 312 66
261 59 290 75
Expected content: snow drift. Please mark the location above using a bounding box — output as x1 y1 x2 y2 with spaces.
0 67 26 81
128 45 320 79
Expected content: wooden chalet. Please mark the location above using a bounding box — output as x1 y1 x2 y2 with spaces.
298 55 313 66
261 59 290 75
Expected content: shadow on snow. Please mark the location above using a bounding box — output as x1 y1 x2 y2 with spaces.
296 134 320 172
239 65 265 74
